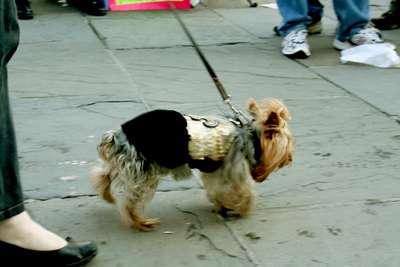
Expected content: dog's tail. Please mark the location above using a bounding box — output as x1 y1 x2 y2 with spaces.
89 131 119 204
247 98 294 182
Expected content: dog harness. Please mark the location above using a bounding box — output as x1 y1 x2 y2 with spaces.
184 114 237 161
121 110 245 171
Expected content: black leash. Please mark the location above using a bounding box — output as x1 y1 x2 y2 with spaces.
167 1 249 128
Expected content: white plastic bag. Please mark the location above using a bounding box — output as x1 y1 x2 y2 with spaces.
340 43 400 68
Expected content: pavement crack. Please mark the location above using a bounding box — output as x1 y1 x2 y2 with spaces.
217 214 263 267
248 72 320 80
172 205 239 258
156 187 201 193
113 42 259 50
76 100 142 119
197 232 239 258
25 194 98 203
127 62 322 80
78 106 123 119
202 4 260 38
171 195 260 264
311 259 330 265
106 49 152 111
172 204 203 229
76 100 141 108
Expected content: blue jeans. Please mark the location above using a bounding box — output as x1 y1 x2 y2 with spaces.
0 0 25 221
276 0 370 42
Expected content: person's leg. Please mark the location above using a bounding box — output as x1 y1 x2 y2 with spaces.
1 0 25 225
0 0 68 251
371 0 400 30
0 2 98 265
333 0 370 41
333 0 384 50
306 0 324 34
276 0 310 36
308 0 324 24
274 0 323 35
0 4 100 265
275 0 312 58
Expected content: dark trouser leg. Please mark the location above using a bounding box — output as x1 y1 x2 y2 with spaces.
0 0 24 222
308 0 324 24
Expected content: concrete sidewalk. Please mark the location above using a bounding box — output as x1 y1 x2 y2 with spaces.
8 0 400 266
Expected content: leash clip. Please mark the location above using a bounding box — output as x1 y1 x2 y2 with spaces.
224 96 249 128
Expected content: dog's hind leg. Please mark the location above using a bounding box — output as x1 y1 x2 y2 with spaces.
90 130 122 204
119 176 161 231
90 165 116 204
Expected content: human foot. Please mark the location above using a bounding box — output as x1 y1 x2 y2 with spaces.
0 211 68 251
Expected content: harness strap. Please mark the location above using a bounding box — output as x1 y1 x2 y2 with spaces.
167 1 249 128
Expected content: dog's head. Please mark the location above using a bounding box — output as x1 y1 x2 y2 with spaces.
247 98 294 183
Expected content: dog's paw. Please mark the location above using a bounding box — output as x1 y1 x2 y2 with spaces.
134 218 161 232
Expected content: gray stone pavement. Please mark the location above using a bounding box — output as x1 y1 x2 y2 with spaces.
7 0 400 266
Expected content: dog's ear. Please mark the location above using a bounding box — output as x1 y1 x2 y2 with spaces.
263 102 290 129
247 98 261 118
265 112 280 127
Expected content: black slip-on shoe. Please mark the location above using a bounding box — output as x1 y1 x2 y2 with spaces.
0 237 98 267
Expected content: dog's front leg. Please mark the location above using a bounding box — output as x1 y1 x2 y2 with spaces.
201 162 256 216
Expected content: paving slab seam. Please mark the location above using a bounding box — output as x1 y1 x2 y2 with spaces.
391 115 400 124
381 112 400 124
110 42 262 50
78 106 126 119
295 63 400 126
246 72 322 80
12 95 108 99
173 204 204 228
154 188 204 192
114 61 281 74
200 3 224 18
284 95 350 100
105 49 152 111
24 195 99 203
24 187 205 203
147 100 223 106
201 5 262 40
255 197 400 214
76 100 143 108
196 232 242 258
216 214 264 267
86 17 107 46
173 203 261 266
173 205 247 260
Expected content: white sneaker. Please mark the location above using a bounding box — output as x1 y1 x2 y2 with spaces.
282 30 311 58
333 26 383 50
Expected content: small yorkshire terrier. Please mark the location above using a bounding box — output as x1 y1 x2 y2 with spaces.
90 98 294 231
